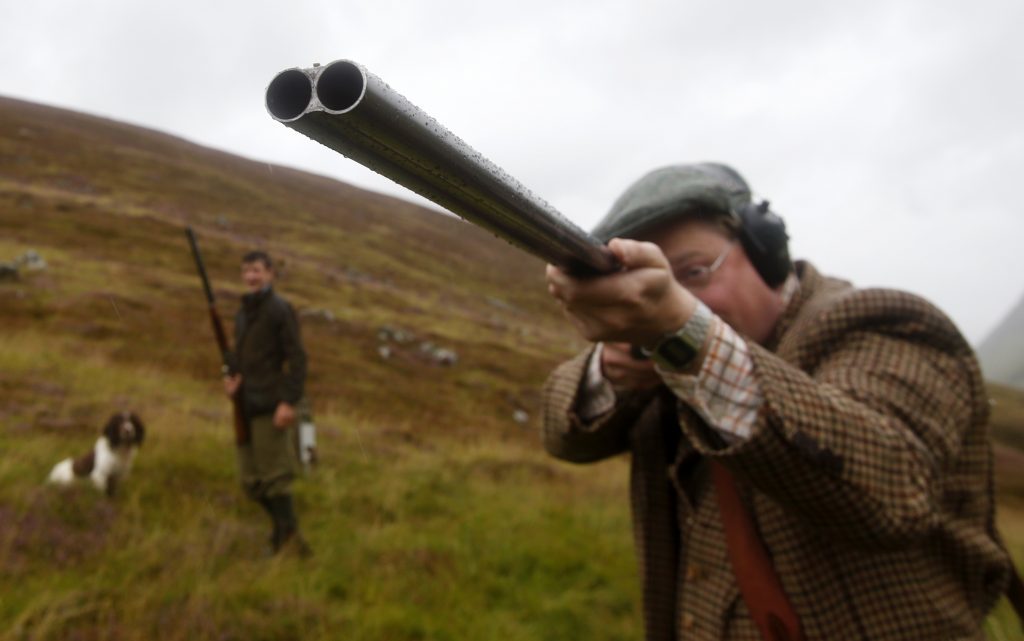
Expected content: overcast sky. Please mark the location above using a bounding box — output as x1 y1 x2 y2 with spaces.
2 0 1021 344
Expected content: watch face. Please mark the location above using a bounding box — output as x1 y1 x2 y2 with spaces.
653 334 698 370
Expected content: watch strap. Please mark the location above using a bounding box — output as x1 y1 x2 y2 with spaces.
645 301 713 372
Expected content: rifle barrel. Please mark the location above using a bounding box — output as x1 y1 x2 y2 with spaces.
265 60 618 277
185 227 230 360
186 227 216 305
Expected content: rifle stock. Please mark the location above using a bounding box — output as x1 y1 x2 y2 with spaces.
265 60 619 277
185 227 249 445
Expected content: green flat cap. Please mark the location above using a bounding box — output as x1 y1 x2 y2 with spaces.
591 162 752 241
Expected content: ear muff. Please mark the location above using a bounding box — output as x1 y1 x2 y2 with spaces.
736 200 791 288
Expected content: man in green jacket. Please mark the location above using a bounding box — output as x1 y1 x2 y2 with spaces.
223 250 309 555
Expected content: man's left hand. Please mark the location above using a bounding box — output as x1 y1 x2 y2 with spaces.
546 238 697 347
273 402 297 429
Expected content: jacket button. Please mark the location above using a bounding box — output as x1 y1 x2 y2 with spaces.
685 564 703 581
682 612 695 630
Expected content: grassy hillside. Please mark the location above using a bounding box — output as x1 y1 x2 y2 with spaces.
2 96 1024 640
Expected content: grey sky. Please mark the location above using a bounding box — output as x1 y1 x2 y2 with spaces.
2 0 1021 344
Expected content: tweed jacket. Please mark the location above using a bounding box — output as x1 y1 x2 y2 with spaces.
542 261 1010 641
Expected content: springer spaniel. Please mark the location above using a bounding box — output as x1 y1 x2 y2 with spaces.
47 412 145 496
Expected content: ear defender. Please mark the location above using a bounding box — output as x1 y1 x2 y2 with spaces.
735 201 792 289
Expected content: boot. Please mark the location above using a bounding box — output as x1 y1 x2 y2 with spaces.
257 495 280 552
267 494 312 557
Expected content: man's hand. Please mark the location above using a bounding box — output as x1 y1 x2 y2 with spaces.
602 342 662 391
223 374 242 398
546 238 697 346
273 402 297 430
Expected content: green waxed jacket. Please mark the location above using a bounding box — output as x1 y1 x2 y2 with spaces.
231 287 307 419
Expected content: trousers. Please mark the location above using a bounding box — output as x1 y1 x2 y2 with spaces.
236 413 298 500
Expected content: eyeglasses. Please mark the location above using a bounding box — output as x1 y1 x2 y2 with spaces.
673 242 734 290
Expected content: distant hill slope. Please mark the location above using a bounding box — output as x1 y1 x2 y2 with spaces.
977 293 1024 389
0 94 583 433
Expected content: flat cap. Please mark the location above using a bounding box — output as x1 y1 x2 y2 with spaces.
591 162 752 241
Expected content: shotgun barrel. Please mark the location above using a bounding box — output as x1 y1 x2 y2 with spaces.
265 59 618 277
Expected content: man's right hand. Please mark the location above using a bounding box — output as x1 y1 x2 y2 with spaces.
546 238 695 347
601 342 661 391
223 374 242 398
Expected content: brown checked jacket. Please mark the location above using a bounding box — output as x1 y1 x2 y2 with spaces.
542 261 1011 640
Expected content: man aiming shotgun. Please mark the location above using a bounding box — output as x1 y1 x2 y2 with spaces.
542 164 1015 640
266 61 1017 638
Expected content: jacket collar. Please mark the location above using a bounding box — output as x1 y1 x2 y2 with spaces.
242 285 273 311
763 261 821 352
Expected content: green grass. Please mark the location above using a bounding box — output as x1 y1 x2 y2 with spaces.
2 455 636 641
0 326 638 641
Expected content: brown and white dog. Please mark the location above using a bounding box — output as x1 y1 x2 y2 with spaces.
47 412 145 496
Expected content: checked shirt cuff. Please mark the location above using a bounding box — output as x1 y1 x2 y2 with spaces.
657 316 763 444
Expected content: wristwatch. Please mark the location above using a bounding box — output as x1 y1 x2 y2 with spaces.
642 302 713 372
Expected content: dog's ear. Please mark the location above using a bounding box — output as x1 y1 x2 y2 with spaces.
104 414 123 446
130 413 146 444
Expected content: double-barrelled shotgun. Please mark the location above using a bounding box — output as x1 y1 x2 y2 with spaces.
264 59 619 277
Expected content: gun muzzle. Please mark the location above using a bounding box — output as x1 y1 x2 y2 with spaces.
266 60 618 276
